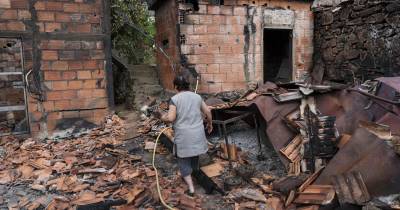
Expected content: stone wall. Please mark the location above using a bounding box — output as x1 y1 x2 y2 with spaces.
312 0 400 83
152 0 314 93
0 0 112 138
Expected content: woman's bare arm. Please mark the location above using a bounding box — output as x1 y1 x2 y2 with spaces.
161 104 177 123
201 101 213 133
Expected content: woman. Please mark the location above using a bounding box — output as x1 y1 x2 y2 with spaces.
156 74 213 197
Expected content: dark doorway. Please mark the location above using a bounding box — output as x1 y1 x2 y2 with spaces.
263 28 292 83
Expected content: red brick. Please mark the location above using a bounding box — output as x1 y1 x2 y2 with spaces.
85 98 107 109
55 13 71 22
77 71 92 79
63 111 80 118
82 80 96 89
220 6 233 15
6 21 25 31
93 109 108 118
207 25 219 34
52 81 68 90
62 71 76 80
208 5 220 14
0 10 18 19
227 72 243 82
34 1 45 10
68 80 83 89
11 0 28 9
76 24 91 33
219 64 232 72
46 2 63 11
213 16 226 25
68 61 83 70
0 0 11 8
83 60 97 69
17 10 31 19
79 4 94 13
199 15 212 25
48 112 63 120
231 64 244 72
93 89 106 97
46 119 57 131
63 3 79 13
42 50 58 60
51 61 68 70
206 64 219 73
231 44 243 53
194 25 207 34
88 14 101 24
42 101 54 111
59 50 75 60
79 110 94 118
47 90 77 100
54 100 71 110
45 22 61 32
44 71 62 80
234 7 246 16
208 83 222 93
214 73 227 82
78 89 92 98
46 40 65 50
37 11 54 21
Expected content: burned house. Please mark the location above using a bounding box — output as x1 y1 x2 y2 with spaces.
0 0 113 138
149 0 314 93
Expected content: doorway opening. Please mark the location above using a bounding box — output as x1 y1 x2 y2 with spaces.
263 28 293 83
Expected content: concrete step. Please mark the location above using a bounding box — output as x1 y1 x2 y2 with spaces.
130 70 158 78
128 64 157 72
133 84 163 96
133 77 159 85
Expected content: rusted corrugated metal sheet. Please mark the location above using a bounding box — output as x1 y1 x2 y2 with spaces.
246 78 400 198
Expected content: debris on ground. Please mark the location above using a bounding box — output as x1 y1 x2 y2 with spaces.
1 77 400 209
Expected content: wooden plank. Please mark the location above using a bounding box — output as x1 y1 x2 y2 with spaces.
200 163 224 178
294 185 335 205
280 135 303 163
332 172 371 205
298 167 325 192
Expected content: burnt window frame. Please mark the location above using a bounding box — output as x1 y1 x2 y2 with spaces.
0 37 30 136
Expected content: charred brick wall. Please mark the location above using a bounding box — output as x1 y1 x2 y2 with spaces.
153 0 314 93
0 0 112 138
312 0 400 83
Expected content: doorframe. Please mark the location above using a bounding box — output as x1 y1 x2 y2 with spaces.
262 26 295 83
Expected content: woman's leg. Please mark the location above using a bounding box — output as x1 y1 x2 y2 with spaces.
178 157 195 193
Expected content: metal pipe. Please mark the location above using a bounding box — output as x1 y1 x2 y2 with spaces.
347 88 400 105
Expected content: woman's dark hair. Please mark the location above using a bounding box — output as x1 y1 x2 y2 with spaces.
173 74 190 91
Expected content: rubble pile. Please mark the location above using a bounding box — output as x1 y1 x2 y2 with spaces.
0 115 192 209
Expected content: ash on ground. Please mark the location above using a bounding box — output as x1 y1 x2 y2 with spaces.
209 120 286 178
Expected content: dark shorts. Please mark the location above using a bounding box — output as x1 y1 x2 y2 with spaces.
177 156 199 177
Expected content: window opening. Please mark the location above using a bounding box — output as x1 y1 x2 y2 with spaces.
0 38 29 136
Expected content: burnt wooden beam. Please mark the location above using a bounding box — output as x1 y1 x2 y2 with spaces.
102 0 115 111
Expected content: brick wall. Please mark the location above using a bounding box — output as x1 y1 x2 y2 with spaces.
153 0 313 93
0 0 112 138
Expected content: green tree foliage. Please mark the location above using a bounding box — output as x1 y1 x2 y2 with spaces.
111 0 155 64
